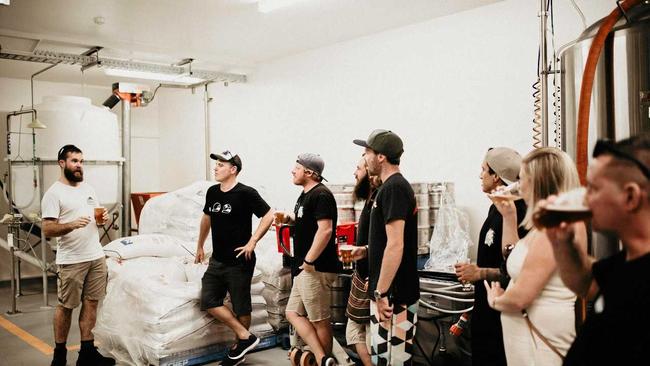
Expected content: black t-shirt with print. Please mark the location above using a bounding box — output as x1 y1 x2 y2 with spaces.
367 173 419 305
354 189 377 280
564 250 650 366
471 199 528 365
292 183 342 276
203 183 270 265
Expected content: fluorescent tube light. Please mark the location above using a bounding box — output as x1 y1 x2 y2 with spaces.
258 0 311 13
103 68 205 84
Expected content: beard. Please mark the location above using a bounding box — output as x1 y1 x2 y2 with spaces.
64 167 83 183
353 174 371 202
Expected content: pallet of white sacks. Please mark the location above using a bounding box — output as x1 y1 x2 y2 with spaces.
158 332 279 366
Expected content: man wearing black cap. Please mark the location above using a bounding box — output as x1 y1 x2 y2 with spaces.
352 129 419 366
195 150 274 363
280 153 341 366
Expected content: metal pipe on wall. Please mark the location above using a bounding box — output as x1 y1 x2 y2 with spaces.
539 0 549 146
121 101 132 237
204 84 212 180
38 161 49 308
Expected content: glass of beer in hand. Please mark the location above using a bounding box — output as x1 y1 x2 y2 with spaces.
338 244 355 270
274 211 285 225
94 207 106 226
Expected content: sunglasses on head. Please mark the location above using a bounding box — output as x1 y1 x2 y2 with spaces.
593 139 650 180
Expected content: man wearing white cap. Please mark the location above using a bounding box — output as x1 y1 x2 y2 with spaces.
455 147 528 366
280 153 341 366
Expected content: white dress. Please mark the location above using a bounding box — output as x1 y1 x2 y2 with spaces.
501 233 576 366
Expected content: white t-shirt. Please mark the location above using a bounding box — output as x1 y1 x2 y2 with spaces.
41 181 105 265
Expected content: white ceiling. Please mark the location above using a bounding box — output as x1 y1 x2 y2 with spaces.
0 0 501 85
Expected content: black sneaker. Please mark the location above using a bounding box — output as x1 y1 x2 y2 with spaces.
227 334 260 360
50 354 67 366
221 356 246 365
76 347 115 366
321 356 337 366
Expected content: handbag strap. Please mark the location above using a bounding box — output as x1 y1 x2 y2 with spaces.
522 310 565 360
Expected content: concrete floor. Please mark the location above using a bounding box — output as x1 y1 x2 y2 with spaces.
0 278 289 366
0 278 471 366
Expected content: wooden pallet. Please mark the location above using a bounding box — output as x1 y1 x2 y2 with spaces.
158 333 279 366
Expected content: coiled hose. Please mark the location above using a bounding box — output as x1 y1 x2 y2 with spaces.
552 65 562 148
532 77 543 148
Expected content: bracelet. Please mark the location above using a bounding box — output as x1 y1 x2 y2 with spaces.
303 258 315 265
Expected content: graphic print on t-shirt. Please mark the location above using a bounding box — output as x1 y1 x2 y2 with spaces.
208 202 232 214
210 202 222 213
222 204 232 214
202 183 271 264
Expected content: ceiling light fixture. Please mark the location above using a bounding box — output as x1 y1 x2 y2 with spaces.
103 68 205 85
258 0 312 13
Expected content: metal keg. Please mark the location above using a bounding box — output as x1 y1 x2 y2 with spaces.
330 274 351 327
411 182 435 255
428 182 454 227
328 184 356 224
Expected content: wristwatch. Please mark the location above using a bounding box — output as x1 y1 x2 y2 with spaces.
373 289 389 301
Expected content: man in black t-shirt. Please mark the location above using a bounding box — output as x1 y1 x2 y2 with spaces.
454 147 527 366
543 133 650 365
280 153 341 366
195 150 274 362
345 157 380 366
352 129 419 366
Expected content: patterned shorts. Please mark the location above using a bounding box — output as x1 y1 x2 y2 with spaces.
370 301 418 366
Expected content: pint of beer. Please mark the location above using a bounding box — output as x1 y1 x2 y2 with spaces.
274 211 285 225
94 207 106 226
533 207 592 228
533 187 592 228
338 244 355 270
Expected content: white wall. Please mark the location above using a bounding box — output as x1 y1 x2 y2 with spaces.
161 0 614 259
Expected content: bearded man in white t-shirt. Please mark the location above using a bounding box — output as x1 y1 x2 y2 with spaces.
42 144 115 366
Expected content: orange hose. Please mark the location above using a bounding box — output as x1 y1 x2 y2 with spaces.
576 0 642 184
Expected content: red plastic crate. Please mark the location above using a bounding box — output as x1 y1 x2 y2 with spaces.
275 224 293 255
336 223 356 247
274 223 358 255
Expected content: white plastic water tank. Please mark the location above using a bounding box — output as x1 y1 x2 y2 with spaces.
9 96 121 215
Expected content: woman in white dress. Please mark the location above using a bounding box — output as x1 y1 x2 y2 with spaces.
484 147 587 366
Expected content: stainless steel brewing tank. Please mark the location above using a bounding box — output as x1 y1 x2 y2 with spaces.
560 4 650 259
561 4 650 155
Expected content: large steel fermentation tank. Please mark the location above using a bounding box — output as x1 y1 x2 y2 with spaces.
561 4 650 259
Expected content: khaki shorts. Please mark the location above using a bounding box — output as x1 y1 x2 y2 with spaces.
57 257 108 309
286 270 337 322
346 318 370 347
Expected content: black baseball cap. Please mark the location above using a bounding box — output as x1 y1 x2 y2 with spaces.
353 129 404 160
57 144 82 161
210 150 242 172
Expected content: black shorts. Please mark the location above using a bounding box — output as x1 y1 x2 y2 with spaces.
200 257 256 316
